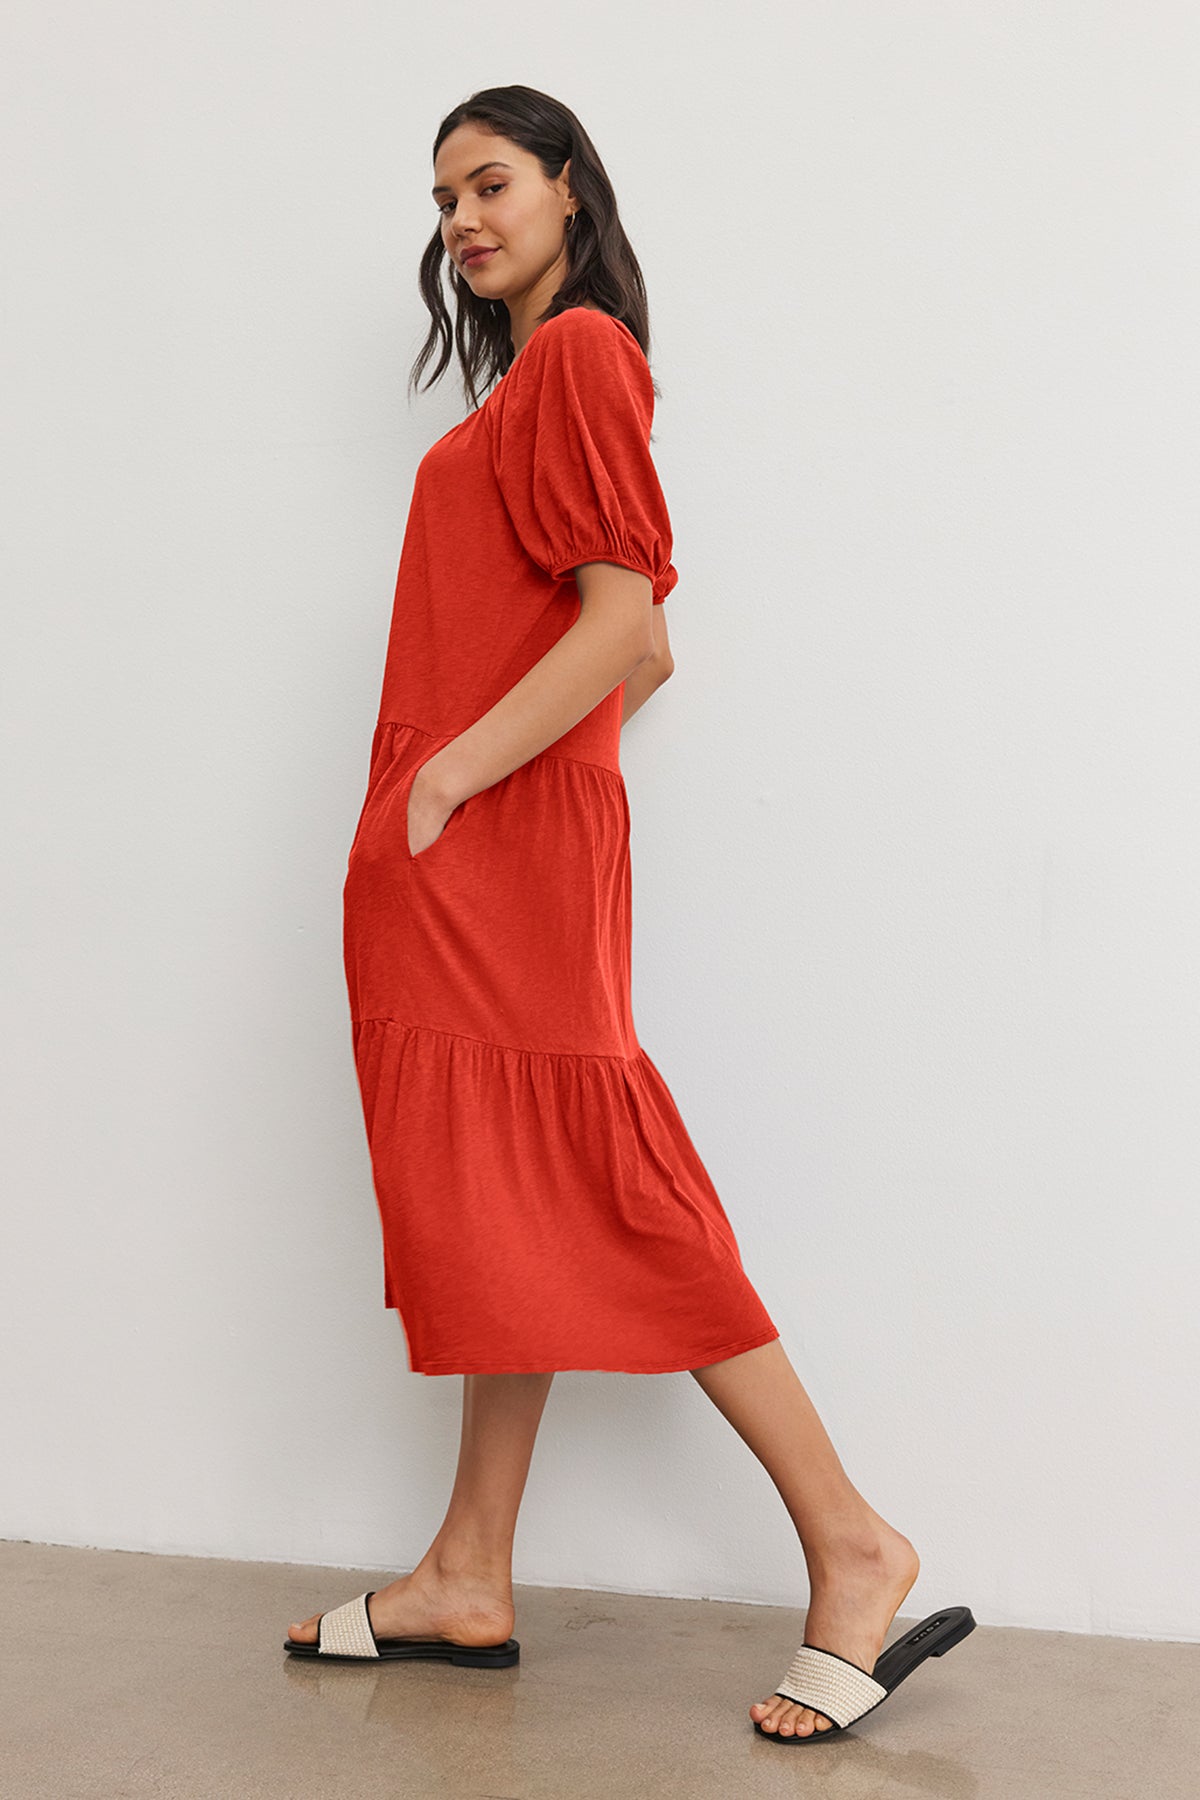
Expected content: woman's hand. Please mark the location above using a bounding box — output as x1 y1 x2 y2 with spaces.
406 758 459 858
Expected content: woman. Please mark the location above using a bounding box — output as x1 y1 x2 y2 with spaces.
286 85 974 1744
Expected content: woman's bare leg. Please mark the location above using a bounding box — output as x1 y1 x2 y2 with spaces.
689 1338 921 1738
288 1371 554 1647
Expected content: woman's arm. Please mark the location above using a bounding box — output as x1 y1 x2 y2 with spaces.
620 603 674 725
407 562 658 855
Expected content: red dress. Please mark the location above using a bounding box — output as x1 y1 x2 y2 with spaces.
342 306 779 1375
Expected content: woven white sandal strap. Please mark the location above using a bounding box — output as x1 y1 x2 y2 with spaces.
773 1643 889 1728
317 1591 380 1657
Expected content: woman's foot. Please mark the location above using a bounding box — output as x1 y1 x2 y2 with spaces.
288 1555 515 1650
750 1515 920 1738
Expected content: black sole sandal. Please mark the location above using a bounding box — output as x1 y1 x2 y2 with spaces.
283 1589 520 1667
753 1604 976 1743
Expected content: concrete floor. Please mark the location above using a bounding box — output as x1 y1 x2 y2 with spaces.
3 1540 1197 1799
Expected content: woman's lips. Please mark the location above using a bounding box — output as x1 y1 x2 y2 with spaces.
462 248 498 267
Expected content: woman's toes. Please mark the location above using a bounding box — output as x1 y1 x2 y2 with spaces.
287 1611 319 1643
753 1698 838 1737
754 1696 837 1736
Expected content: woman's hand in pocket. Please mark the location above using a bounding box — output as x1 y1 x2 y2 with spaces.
406 758 459 858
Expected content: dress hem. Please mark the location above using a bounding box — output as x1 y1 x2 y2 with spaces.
404 1324 782 1378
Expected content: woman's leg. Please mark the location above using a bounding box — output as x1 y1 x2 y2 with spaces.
689 1338 921 1738
288 1371 554 1647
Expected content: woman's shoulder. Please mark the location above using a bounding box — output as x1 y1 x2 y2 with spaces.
490 307 650 425
532 306 642 358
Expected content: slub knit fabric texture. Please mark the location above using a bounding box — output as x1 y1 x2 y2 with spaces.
342 306 779 1375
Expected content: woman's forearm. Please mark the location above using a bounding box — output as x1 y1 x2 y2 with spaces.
421 570 655 816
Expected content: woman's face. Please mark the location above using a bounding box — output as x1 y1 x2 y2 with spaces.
432 124 573 304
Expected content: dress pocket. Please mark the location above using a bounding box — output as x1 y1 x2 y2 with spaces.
401 734 465 863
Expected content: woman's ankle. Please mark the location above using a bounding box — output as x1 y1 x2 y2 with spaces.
799 1503 906 1571
423 1537 515 1588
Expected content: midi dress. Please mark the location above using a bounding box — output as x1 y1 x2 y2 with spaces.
342 304 779 1375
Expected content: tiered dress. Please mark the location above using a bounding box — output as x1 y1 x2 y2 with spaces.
342 305 779 1375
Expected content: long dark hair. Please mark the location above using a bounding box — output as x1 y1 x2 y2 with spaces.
410 85 662 416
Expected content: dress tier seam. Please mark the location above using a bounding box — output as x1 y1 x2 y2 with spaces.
375 718 625 783
353 1015 642 1065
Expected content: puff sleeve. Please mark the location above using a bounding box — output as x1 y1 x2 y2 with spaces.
488 309 679 604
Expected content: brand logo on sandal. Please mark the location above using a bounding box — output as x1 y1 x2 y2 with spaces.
906 1614 949 1646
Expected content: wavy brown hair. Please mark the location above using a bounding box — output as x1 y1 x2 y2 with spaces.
409 85 664 419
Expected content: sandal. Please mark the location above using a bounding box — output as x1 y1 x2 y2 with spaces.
753 1604 976 1743
283 1589 520 1666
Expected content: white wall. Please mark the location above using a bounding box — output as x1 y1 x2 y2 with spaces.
3 4 1196 1643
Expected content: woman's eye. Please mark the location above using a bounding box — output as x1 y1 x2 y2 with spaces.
438 184 505 215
